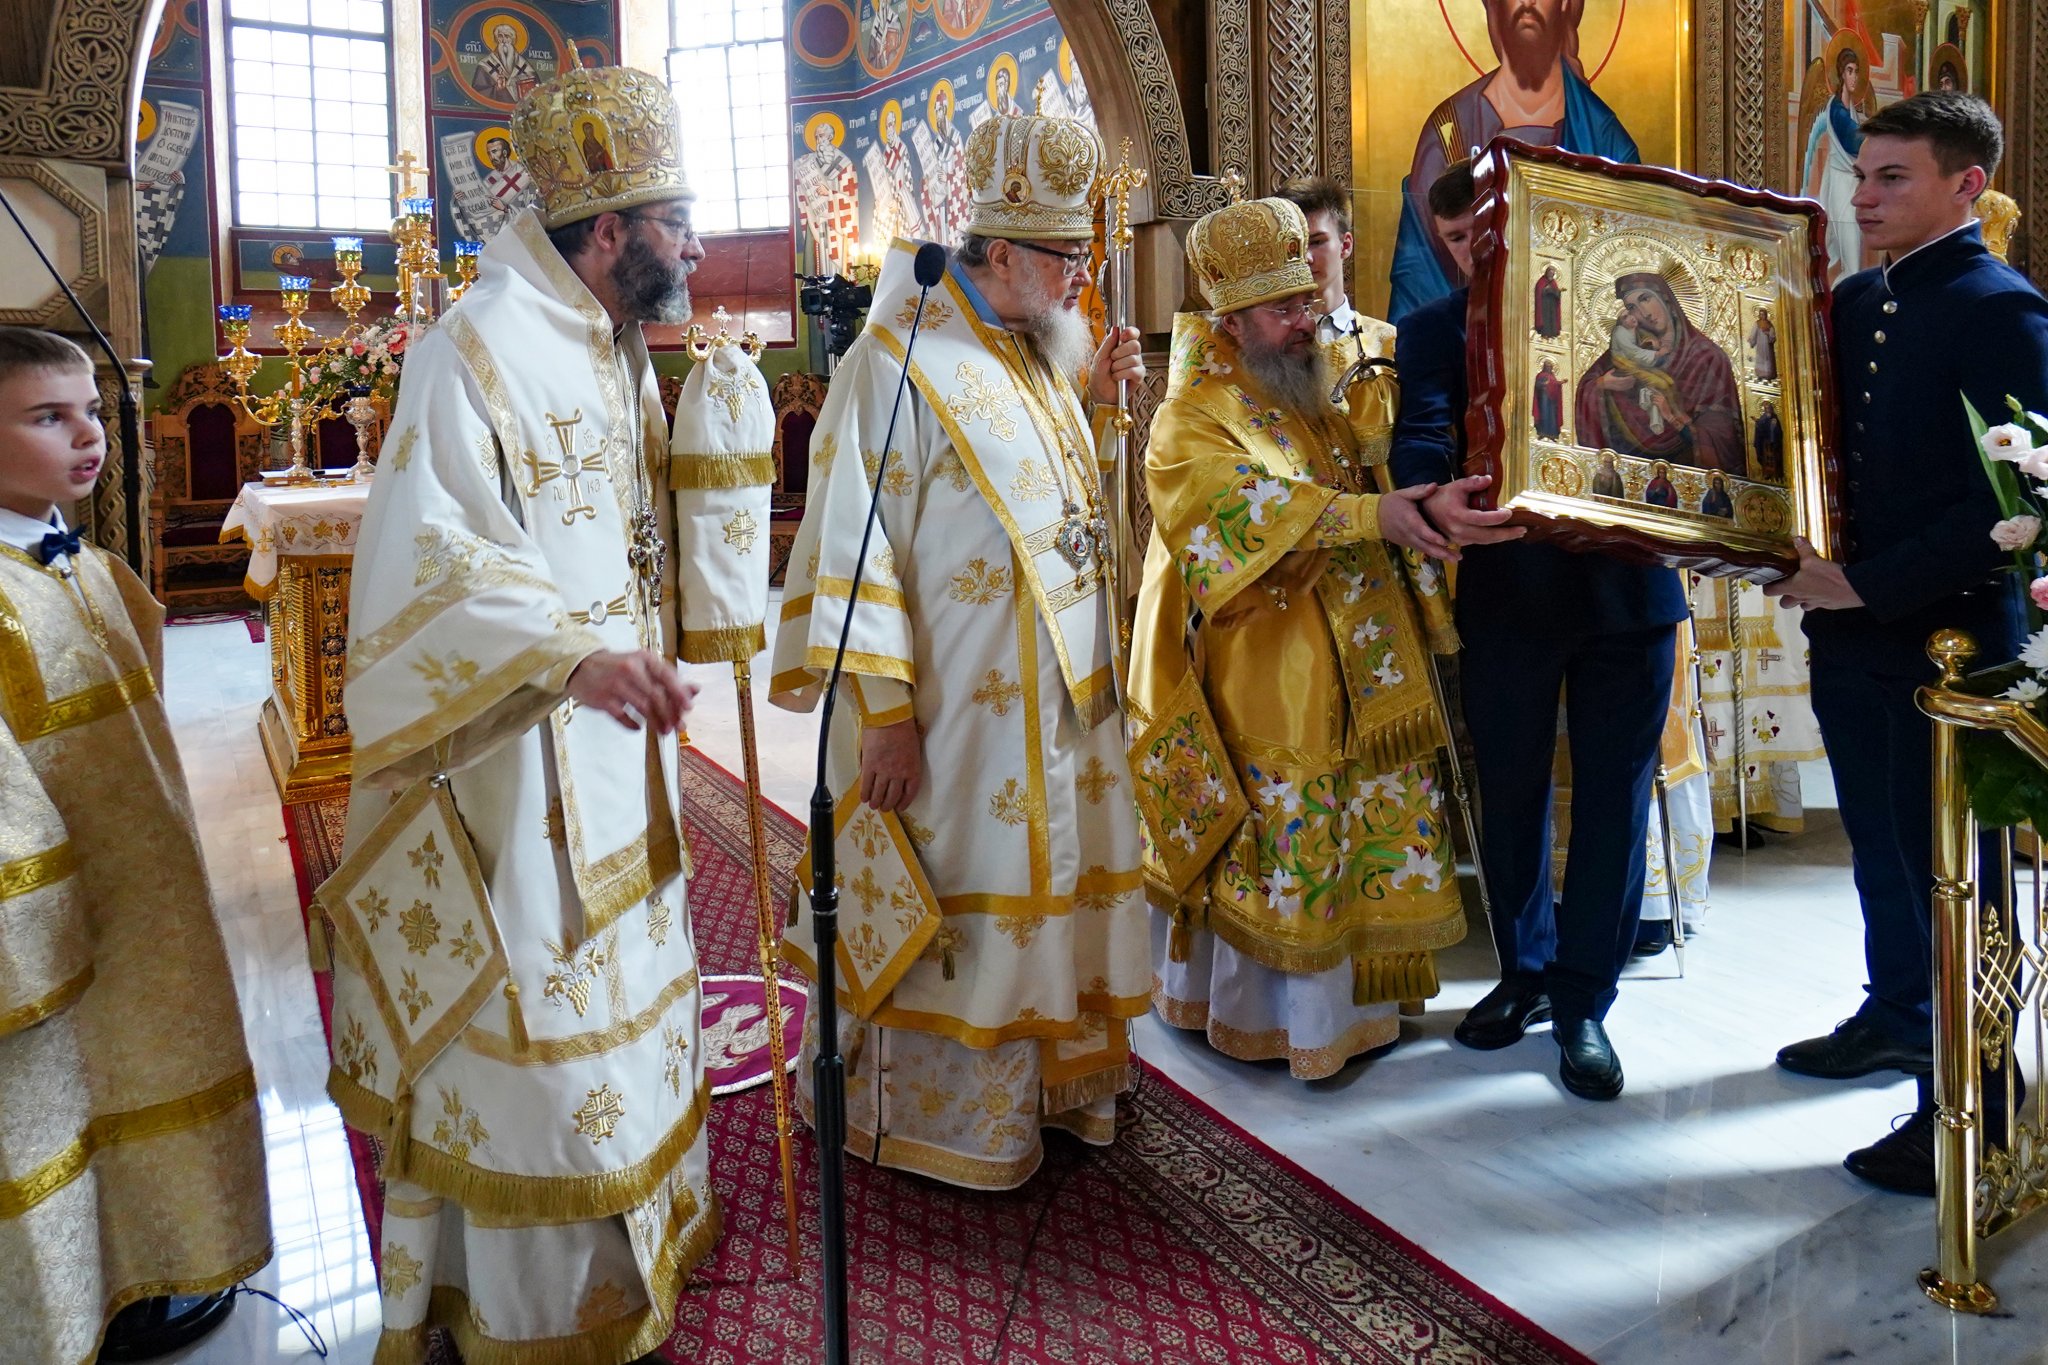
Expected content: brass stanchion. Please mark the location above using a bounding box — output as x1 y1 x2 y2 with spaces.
734 660 803 1270
1919 630 1996 1312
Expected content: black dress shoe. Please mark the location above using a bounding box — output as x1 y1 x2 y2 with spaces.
1777 1014 1932 1079
1454 978 1551 1051
1555 1017 1624 1100
1632 920 1674 957
97 1291 238 1362
1844 1105 1937 1196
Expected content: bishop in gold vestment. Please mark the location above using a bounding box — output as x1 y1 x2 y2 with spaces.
1132 197 1468 1079
773 110 1151 1189
1 513 269 1361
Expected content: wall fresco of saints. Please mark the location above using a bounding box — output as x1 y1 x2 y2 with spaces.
428 1 617 249
138 0 211 278
787 0 1090 274
1789 0 1994 284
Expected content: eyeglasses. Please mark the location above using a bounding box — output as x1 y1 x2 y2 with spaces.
625 211 699 243
1010 240 1092 276
1252 298 1319 323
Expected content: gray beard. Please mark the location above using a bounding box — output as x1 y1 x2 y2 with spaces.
613 231 695 324
1024 302 1093 387
1236 332 1335 421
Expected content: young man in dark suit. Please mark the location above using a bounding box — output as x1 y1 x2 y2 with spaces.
1389 161 1689 1101
1767 92 2048 1194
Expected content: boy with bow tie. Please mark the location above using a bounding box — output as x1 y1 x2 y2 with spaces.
0 326 270 1362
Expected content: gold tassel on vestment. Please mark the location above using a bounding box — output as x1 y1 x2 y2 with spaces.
1042 1064 1133 1117
1353 951 1441 1007
385 1078 416 1182
504 980 530 1054
1363 704 1448 776
1168 916 1193 964
306 911 331 972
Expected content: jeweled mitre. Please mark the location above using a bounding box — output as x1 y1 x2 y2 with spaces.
965 111 1102 241
511 66 693 230
1186 197 1315 315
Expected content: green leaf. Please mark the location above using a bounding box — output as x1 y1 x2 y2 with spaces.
1968 394 2029 523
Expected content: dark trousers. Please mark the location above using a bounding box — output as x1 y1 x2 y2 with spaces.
1809 657 1940 1050
1809 655 2013 1099
1461 623 1677 1024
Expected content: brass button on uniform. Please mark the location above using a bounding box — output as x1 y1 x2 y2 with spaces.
1874 331 1887 343
1868 361 1879 373
1882 300 1899 314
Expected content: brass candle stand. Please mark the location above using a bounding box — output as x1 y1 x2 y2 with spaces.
216 176 485 485
216 262 366 487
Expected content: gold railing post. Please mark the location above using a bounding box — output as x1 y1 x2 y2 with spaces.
1919 629 1998 1312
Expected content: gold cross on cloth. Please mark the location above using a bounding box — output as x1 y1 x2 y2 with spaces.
522 409 612 525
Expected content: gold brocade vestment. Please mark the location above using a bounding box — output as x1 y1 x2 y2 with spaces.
0 544 271 1365
1131 315 1465 1001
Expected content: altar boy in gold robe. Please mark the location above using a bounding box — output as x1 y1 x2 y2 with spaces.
1132 198 1507 1077
0 328 270 1363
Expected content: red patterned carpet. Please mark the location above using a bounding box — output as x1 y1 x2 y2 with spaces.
284 749 1588 1365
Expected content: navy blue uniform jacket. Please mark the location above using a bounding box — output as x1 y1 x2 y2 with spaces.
1806 222 2048 675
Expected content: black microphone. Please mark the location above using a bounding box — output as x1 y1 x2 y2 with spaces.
912 240 946 289
0 187 145 575
806 238 947 1365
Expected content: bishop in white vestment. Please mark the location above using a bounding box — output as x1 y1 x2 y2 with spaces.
773 109 1150 1190
321 69 764 1365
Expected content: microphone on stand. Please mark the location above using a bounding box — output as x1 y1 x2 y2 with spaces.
0 186 145 575
807 238 947 1365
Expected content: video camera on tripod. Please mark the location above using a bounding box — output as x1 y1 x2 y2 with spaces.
796 273 874 360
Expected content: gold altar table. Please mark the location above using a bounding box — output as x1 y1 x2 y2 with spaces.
220 481 368 804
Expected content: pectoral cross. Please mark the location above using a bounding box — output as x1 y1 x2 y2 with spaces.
388 149 427 206
521 409 609 524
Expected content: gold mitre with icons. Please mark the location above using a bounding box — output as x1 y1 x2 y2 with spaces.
510 65 692 230
965 106 1103 241
1186 193 1315 315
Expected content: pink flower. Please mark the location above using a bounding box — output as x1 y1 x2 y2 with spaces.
1991 514 2041 551
2029 576 2048 611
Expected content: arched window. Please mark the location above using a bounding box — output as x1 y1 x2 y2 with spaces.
224 0 395 229
667 0 792 235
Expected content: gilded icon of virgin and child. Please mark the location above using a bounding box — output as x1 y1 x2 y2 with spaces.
1573 269 1744 475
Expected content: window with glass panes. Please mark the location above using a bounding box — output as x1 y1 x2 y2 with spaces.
226 0 394 230
667 0 791 234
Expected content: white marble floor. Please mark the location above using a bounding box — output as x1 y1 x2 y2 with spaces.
155 613 2048 1364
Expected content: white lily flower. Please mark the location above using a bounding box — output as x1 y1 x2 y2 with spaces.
1186 524 1223 566
1256 776 1302 813
1391 845 1442 892
1983 423 2039 462
1243 477 1291 526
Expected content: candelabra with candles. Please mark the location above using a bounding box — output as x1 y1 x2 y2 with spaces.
217 184 482 485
